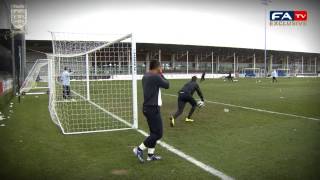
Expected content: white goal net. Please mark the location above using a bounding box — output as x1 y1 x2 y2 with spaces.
48 32 138 134
20 59 49 94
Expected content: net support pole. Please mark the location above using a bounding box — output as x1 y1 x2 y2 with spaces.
128 51 131 74
85 54 90 101
48 58 52 96
186 51 189 74
131 34 138 129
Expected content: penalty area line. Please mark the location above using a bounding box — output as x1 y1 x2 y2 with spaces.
164 93 320 121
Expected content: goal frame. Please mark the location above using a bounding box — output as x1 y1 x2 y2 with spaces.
240 68 264 78
48 33 138 135
275 68 291 77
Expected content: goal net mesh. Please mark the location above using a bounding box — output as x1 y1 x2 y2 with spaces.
48 32 137 134
20 59 49 94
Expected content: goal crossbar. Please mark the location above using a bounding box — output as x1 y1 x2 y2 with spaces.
50 33 132 58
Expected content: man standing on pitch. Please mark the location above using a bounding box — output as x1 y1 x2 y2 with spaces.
200 71 206 82
61 67 71 99
271 70 278 83
133 60 170 163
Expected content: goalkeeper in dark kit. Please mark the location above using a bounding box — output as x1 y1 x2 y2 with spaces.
170 76 205 127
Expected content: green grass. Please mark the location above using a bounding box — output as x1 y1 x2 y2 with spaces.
0 91 13 111
1 78 320 179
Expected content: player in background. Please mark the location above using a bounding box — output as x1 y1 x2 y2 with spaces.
170 76 204 127
133 60 170 163
61 67 71 99
200 71 206 82
226 71 233 82
272 70 278 83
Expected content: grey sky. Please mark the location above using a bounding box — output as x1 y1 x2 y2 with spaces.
26 0 320 53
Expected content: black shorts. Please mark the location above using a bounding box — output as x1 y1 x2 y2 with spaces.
63 85 71 96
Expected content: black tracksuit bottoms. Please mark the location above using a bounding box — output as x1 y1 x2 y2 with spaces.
63 85 71 99
173 92 197 119
143 105 163 148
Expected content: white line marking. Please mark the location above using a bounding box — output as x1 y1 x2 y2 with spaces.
25 92 47 95
164 93 320 121
68 90 233 179
137 129 233 180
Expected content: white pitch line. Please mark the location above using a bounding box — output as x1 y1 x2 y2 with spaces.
69 90 233 179
137 129 233 180
164 93 320 121
25 92 47 95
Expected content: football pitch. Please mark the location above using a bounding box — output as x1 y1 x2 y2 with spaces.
0 78 320 179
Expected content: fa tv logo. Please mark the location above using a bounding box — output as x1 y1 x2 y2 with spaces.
270 11 307 21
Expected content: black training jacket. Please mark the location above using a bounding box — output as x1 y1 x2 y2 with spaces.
179 81 204 101
142 72 169 106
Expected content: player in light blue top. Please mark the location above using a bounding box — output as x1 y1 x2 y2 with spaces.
61 67 71 99
271 70 278 83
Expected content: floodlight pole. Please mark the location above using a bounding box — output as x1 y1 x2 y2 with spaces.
261 0 271 77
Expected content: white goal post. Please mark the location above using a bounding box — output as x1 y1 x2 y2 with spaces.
48 32 138 134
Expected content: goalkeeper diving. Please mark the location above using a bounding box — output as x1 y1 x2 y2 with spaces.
170 76 205 127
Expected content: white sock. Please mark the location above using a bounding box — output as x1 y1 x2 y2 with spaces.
138 143 147 151
148 148 155 155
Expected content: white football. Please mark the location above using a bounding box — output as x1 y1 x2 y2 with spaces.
197 100 205 108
